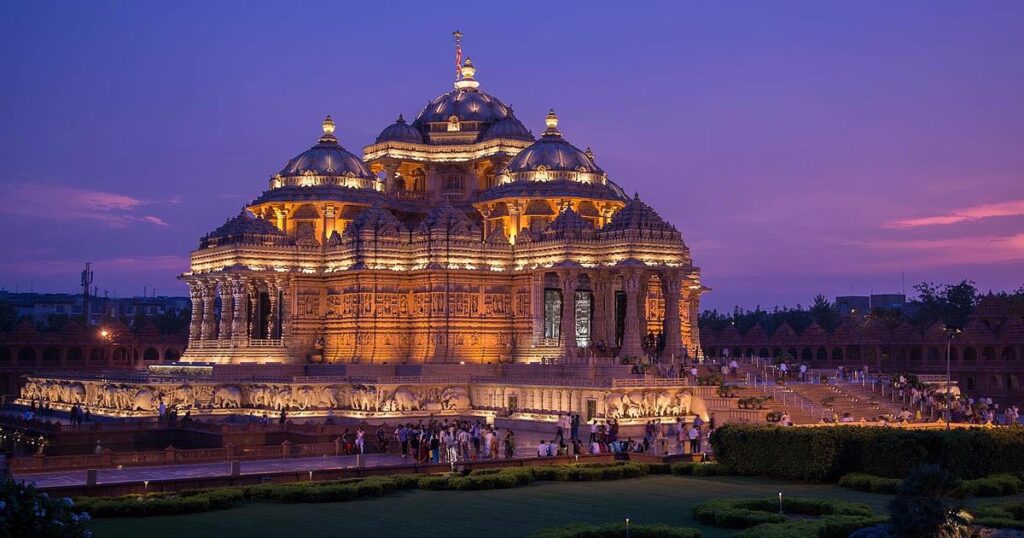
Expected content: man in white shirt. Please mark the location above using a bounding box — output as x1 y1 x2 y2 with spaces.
538 440 549 457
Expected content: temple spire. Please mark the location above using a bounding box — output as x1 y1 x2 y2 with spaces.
319 115 338 144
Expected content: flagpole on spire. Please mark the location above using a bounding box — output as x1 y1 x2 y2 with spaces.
453 30 463 81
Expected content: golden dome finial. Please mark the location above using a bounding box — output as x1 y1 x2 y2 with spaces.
322 115 336 135
543 109 560 136
454 57 480 90
461 57 476 79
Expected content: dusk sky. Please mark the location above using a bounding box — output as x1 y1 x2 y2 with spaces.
2 1 1022 311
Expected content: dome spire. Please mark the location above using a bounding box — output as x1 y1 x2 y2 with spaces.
543 109 561 137
455 56 480 90
319 115 338 144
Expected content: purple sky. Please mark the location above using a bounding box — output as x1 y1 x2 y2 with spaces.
1 1 1022 311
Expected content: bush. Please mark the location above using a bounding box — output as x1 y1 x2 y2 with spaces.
712 425 1024 481
691 463 730 476
417 476 450 490
733 515 888 538
77 495 211 517
974 501 1024 529
693 497 873 530
960 473 1023 496
671 462 695 475
534 522 702 537
1 478 91 535
646 463 672 475
838 473 901 494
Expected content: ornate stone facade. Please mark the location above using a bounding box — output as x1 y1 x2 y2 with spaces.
179 56 705 365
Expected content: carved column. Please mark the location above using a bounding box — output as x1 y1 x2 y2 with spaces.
592 274 610 350
620 270 644 358
200 281 217 340
279 277 292 342
188 281 203 344
266 279 280 340
218 279 234 340
230 278 247 340
531 272 545 345
247 281 260 340
560 270 578 359
662 271 682 361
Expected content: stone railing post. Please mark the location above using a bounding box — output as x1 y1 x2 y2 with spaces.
281 440 291 459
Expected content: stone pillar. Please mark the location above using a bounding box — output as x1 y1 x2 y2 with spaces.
230 279 247 340
200 281 217 340
218 280 234 340
531 272 545 346
279 277 292 342
662 271 682 361
188 281 203 344
508 201 522 244
560 270 578 360
266 280 280 340
247 281 260 340
620 270 644 358
592 274 610 352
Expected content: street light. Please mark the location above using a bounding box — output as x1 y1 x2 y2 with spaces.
944 325 962 431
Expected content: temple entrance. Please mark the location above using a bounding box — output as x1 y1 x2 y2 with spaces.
614 291 627 348
507 395 518 413
574 290 593 348
256 291 270 339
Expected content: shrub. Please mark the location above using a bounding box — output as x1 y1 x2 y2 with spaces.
888 465 971 538
646 463 672 474
671 462 696 475
733 515 888 538
692 463 730 476
712 425 1024 481
693 497 873 530
77 495 211 517
417 476 450 490
838 473 901 494
1 478 91 535
960 473 1023 496
534 522 702 537
974 501 1024 529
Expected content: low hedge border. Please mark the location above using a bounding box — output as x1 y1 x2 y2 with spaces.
734 515 889 538
534 522 701 537
692 497 874 529
670 462 731 476
76 462 655 518
839 472 1023 497
974 501 1024 530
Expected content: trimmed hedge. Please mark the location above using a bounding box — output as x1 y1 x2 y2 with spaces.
839 472 1023 496
534 523 701 537
712 425 1024 481
734 515 888 538
693 497 873 529
838 473 901 494
76 462 659 518
974 501 1024 529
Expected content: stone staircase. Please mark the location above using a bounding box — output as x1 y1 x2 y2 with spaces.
783 382 907 421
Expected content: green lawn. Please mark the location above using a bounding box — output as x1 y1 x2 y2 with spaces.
88 475 894 538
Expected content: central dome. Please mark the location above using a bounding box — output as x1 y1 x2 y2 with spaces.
409 58 531 144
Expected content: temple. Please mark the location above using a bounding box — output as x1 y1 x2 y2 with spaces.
180 57 705 365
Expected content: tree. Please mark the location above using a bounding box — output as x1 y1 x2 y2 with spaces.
888 465 971 538
0 478 91 537
0 302 17 333
810 294 840 332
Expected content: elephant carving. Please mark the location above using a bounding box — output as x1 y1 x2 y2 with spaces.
133 389 159 412
213 386 242 408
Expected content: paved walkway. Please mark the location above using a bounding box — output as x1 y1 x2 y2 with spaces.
17 431 571 489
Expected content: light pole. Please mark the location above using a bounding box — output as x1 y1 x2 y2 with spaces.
944 326 961 431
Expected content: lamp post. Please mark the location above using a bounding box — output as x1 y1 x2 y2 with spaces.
944 326 961 431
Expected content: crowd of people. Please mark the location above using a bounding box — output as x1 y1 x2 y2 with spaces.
392 419 516 464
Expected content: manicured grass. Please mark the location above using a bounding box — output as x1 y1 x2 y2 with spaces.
90 476 895 538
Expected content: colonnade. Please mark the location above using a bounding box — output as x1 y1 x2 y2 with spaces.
185 276 291 345
536 266 690 361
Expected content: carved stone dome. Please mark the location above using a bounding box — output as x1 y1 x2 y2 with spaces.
275 116 374 181
375 114 424 144
499 110 606 184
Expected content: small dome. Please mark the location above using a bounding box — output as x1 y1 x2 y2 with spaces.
277 116 374 179
200 210 289 249
376 114 423 144
503 110 604 176
483 115 534 141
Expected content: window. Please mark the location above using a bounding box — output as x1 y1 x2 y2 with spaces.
543 288 562 340
444 175 463 191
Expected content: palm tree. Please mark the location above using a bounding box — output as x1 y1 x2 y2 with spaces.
889 465 972 538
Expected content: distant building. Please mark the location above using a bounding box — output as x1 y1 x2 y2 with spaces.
836 296 870 315
0 292 189 327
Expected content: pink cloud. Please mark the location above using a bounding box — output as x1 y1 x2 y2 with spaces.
887 199 1024 229
865 233 1024 270
0 183 170 227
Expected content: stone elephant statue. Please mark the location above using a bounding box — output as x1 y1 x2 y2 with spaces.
213 386 242 408
604 392 622 418
387 387 420 412
133 388 160 412
351 386 378 411
272 387 293 410
63 383 87 405
292 386 317 410
441 386 471 410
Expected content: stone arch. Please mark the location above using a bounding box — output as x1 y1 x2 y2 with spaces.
89 348 105 363
832 347 844 362
112 347 129 362
18 347 36 363
0 348 9 363
143 347 159 361
42 347 60 363
927 347 940 363
982 346 996 361
759 347 770 358
965 376 975 391
949 347 959 362
1010 375 1020 390
963 347 977 362
1003 346 1017 361
165 348 181 362
66 347 84 362
745 348 755 358
989 375 1003 390
910 346 922 364
800 347 812 362
772 347 783 359
786 347 798 360
816 347 828 362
